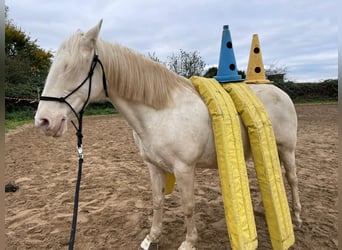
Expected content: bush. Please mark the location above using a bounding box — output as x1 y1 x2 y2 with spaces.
274 79 337 102
5 102 37 120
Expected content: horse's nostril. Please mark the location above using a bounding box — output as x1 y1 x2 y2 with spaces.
39 118 50 130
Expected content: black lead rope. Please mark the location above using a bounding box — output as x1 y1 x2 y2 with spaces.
39 52 108 250
68 110 84 250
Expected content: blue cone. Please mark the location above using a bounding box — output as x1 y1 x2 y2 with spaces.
215 25 243 83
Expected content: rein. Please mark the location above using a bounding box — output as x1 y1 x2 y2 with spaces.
40 51 108 250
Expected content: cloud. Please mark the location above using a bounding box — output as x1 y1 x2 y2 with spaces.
6 0 338 82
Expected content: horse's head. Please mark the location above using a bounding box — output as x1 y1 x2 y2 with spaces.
35 20 106 137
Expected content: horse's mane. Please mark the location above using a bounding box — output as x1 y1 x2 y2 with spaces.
95 38 196 109
57 31 196 109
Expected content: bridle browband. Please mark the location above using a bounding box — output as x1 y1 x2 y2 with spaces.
39 51 108 250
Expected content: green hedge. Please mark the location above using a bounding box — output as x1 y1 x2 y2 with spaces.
5 79 337 121
274 79 337 102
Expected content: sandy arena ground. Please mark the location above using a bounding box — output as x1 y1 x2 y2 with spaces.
5 104 337 249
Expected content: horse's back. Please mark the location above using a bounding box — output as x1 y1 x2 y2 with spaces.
195 83 297 168
249 84 297 150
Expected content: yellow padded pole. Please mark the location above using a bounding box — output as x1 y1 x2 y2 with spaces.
164 172 176 195
191 76 257 250
223 82 295 249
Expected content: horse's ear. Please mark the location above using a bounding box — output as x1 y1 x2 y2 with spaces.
82 19 103 49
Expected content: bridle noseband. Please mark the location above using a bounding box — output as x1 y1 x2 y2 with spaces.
39 51 108 250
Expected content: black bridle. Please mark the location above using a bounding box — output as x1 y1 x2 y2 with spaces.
40 52 109 138
39 51 108 250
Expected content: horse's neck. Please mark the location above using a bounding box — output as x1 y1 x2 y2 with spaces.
96 43 150 133
96 40 198 136
110 95 156 136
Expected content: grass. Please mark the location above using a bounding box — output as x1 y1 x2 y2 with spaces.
5 109 35 133
5 103 118 133
5 119 34 133
83 105 118 116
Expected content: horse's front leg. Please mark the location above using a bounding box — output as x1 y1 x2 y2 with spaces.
174 164 197 250
140 162 166 250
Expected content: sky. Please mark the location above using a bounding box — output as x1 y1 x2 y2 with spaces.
5 0 338 82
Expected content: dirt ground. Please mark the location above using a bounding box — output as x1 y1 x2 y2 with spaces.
5 104 337 249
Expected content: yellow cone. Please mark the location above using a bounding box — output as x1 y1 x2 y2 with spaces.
245 34 272 84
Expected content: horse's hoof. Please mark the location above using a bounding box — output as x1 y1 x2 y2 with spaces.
178 241 196 250
293 216 303 229
139 235 159 250
139 242 159 250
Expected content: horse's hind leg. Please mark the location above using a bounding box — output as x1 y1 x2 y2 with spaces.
279 149 302 227
140 162 166 250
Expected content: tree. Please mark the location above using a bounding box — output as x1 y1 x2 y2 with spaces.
203 66 245 79
147 51 164 64
5 6 53 112
265 63 287 82
166 49 206 78
203 66 217 78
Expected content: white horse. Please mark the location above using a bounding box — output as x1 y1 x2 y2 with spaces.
35 20 302 250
